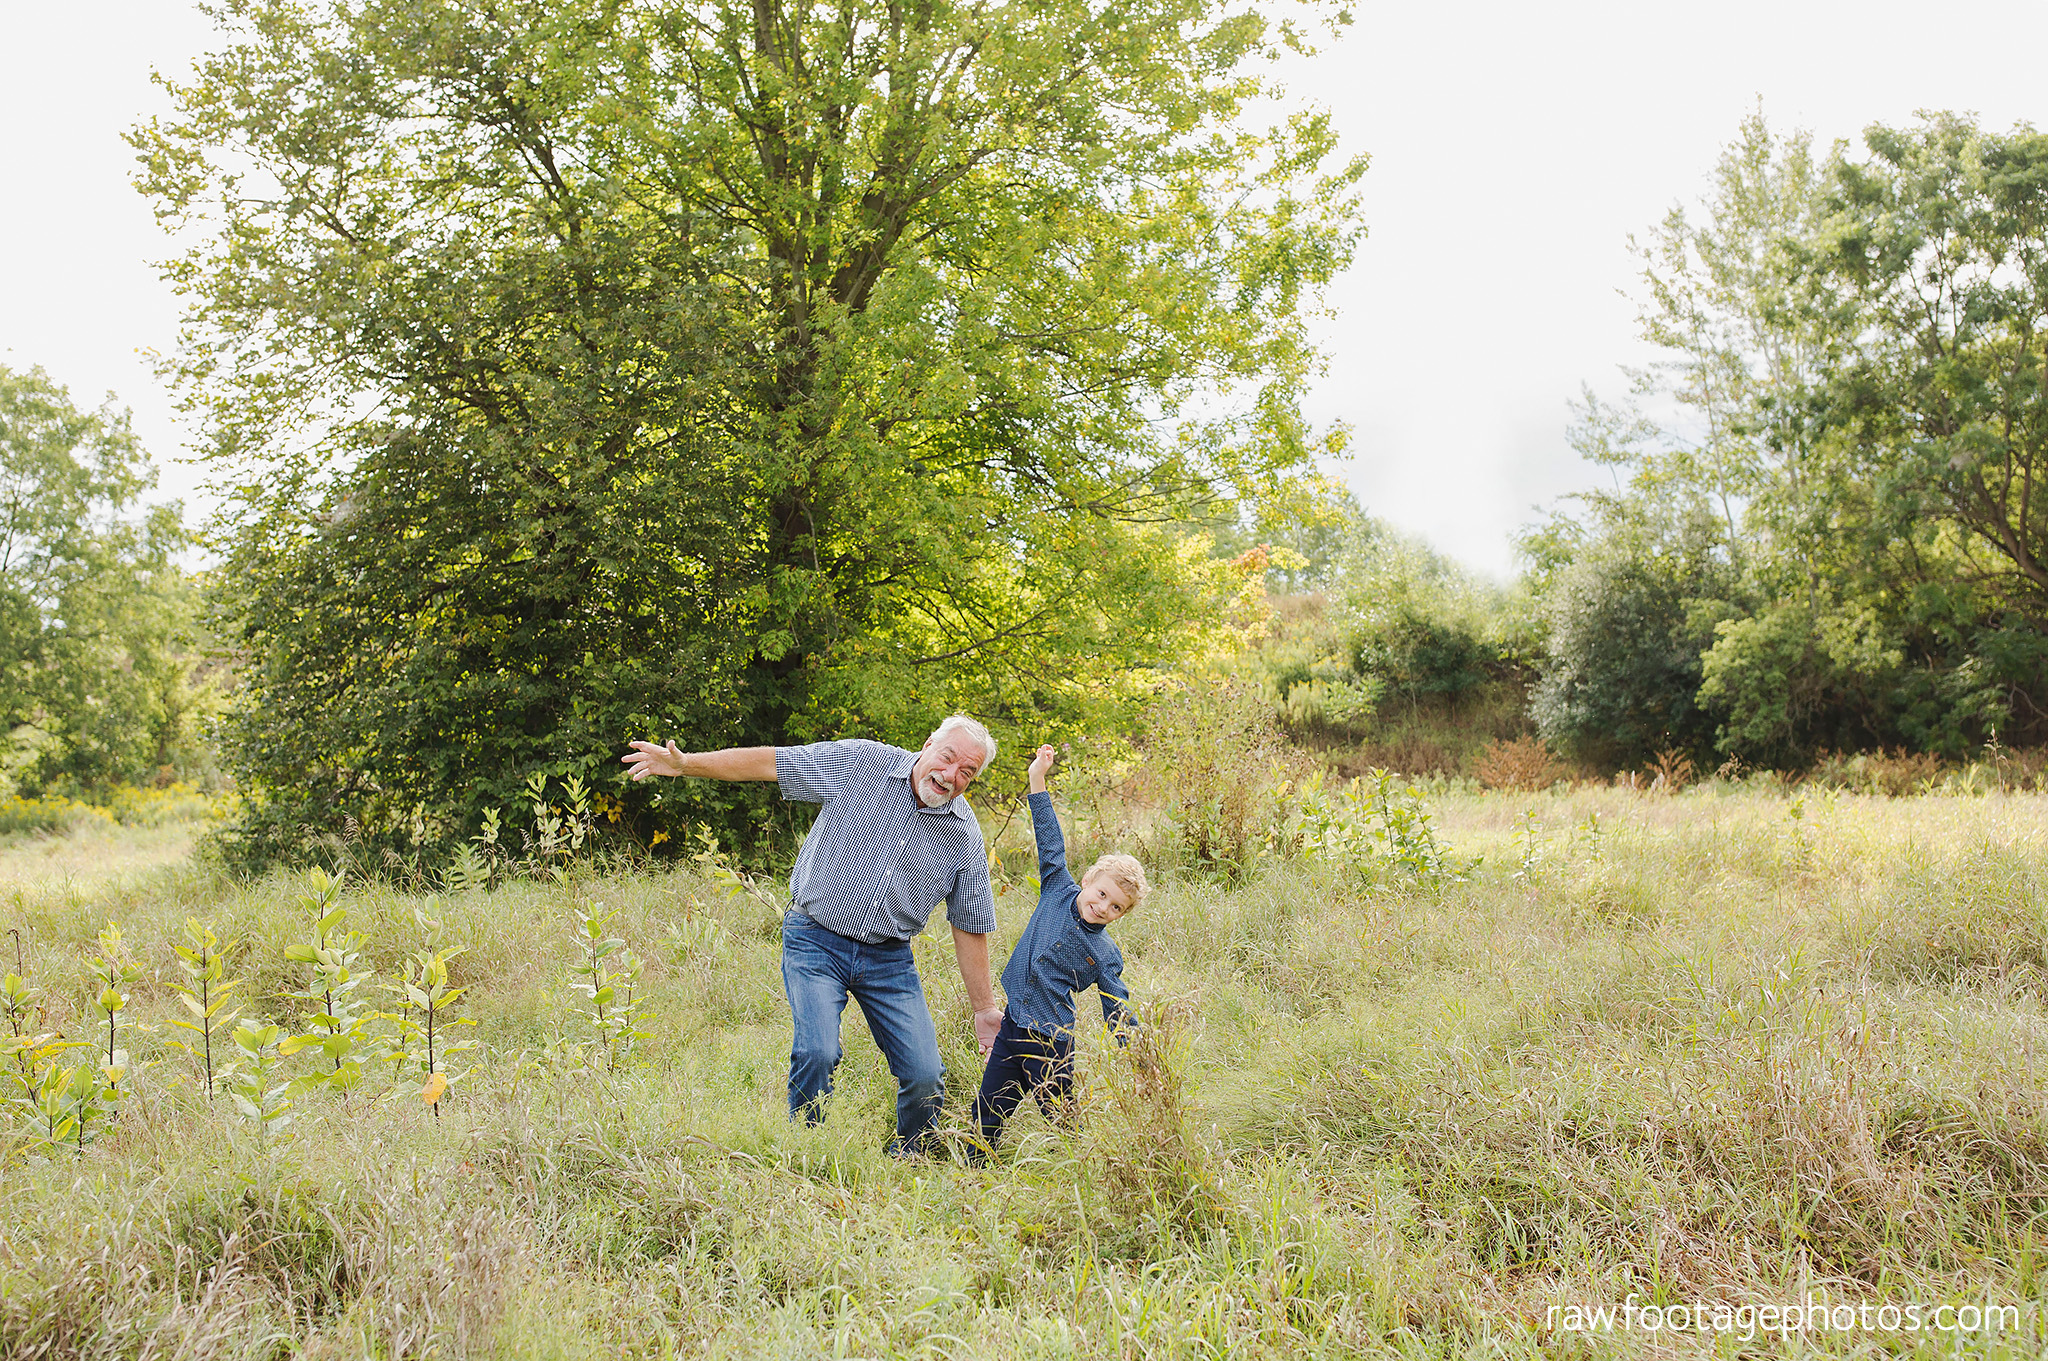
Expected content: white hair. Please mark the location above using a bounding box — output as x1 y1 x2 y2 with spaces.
927 713 996 767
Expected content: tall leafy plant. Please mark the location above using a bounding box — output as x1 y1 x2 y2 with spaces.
386 906 477 1116
166 918 241 1099
279 868 379 1093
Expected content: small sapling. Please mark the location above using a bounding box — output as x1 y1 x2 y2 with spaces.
567 899 653 1072
0 934 71 1099
86 924 147 1114
167 918 243 1099
225 1019 294 1141
385 904 477 1117
277 867 378 1094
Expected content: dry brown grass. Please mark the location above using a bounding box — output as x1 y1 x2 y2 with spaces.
1646 746 1696 793
1811 747 1946 796
1475 735 1565 792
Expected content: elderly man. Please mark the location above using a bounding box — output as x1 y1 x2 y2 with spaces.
623 715 1004 1155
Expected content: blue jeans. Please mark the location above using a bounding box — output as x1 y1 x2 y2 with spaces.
780 911 945 1152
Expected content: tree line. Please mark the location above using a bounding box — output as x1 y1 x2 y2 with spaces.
1261 112 2048 777
5 2 2041 861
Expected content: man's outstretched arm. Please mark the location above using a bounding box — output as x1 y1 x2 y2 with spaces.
622 741 778 782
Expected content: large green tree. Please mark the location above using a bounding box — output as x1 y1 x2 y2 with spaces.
137 0 1361 856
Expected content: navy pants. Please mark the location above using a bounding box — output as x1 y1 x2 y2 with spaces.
972 1012 1075 1154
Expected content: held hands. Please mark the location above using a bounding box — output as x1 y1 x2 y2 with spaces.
622 739 684 781
1027 743 1056 793
974 1006 1004 1057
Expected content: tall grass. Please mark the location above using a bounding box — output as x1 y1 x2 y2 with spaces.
1 786 2045 1356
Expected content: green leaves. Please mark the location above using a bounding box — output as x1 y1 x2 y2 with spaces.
567 897 652 1073
384 903 478 1109
142 0 1362 862
224 1019 295 1139
1540 111 2048 768
0 365 210 796
166 917 243 1099
281 866 381 1094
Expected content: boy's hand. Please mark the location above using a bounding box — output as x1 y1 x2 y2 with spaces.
1027 743 1056 793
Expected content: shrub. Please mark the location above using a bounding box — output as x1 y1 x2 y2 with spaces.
1531 542 1729 770
1810 748 1946 797
1142 678 1292 880
1475 736 1564 792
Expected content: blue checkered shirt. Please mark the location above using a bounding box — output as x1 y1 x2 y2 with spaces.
776 739 997 943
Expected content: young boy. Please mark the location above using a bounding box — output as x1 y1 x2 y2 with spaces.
971 743 1148 1157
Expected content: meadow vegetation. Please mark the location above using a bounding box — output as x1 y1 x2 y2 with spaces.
2 759 2045 1358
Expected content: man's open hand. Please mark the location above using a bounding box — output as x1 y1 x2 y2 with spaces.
622 739 684 781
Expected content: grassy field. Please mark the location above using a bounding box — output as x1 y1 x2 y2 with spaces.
2 781 2045 1357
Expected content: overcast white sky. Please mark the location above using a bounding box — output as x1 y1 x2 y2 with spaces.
6 1 2048 576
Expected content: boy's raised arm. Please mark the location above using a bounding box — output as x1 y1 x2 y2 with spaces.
1026 743 1071 886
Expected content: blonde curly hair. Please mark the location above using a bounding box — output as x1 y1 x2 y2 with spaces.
1082 853 1149 914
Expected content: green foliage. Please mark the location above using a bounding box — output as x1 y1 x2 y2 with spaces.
1254 509 1534 773
1529 526 1732 769
0 943 80 1125
84 924 145 1112
1542 110 2048 769
0 792 2044 1350
15 1060 115 1155
1277 767 1471 890
1825 115 2048 627
689 826 788 938
384 906 477 1109
139 0 1362 864
223 1019 294 1140
566 900 652 1073
524 773 594 872
278 868 380 1093
1143 678 1290 881
165 918 241 1099
0 366 217 797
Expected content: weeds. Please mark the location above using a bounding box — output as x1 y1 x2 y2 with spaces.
167 917 242 1099
525 772 596 871
0 785 2042 1355
278 867 378 1093
1475 735 1564 792
225 1018 294 1141
1280 768 1471 890
1811 747 1946 796
384 905 476 1114
1646 746 1695 793
691 825 785 936
85 924 145 1113
568 898 652 1072
1145 678 1293 880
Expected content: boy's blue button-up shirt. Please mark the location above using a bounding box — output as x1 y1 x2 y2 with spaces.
777 739 997 943
1000 791 1130 1035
